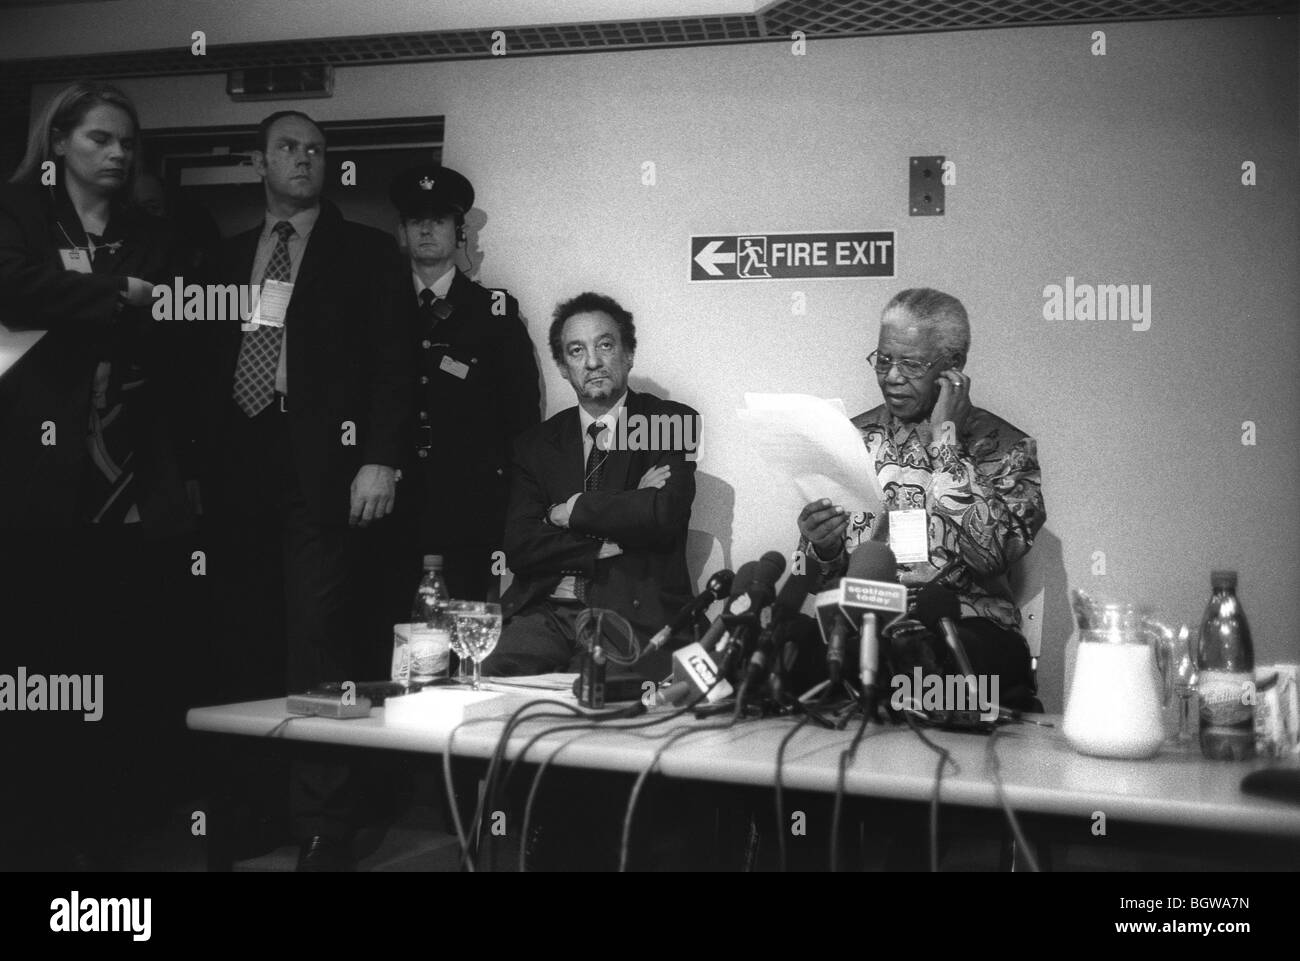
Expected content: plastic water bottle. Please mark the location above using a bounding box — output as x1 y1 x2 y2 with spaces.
409 555 452 686
1196 570 1255 760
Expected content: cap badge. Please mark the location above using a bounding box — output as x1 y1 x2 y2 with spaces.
418 176 435 190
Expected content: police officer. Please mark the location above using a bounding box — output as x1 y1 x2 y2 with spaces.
388 164 540 602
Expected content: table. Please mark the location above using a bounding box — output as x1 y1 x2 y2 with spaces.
187 693 1300 841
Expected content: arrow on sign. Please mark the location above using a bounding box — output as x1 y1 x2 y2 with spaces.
693 240 735 277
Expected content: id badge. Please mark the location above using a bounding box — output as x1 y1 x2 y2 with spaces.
249 278 293 328
59 248 92 274
439 355 470 380
888 508 930 565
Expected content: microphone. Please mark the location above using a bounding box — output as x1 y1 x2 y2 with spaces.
774 614 827 702
574 673 647 703
815 542 905 690
659 635 733 707
747 565 816 694
718 551 786 676
650 569 754 708
577 644 607 708
911 583 1003 725
726 552 784 618
645 568 735 652
708 561 755 656
914 583 978 693
725 562 757 613
657 554 782 708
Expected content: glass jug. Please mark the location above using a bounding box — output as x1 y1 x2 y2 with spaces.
1063 593 1176 759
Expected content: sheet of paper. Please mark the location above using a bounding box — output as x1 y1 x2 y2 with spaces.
0 321 45 381
737 392 883 513
480 673 578 693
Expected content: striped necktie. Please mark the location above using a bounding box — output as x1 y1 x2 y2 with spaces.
232 220 294 416
574 421 609 603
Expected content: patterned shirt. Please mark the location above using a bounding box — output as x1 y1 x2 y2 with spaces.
799 404 1045 632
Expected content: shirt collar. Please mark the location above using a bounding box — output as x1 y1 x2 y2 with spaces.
262 205 320 242
578 390 629 440
412 266 456 300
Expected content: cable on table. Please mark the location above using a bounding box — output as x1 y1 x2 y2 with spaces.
773 713 814 873
985 724 1041 872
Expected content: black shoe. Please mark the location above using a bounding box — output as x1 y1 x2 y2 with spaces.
296 835 353 872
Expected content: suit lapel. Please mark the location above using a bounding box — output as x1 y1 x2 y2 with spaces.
280 202 339 392
223 226 262 378
546 407 584 497
599 389 636 493
289 202 335 304
234 224 260 282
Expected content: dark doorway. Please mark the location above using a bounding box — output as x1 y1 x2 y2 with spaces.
144 116 445 239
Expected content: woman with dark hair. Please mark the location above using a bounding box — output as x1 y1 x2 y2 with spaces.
0 80 197 869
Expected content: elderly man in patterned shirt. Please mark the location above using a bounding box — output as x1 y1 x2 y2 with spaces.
797 287 1046 709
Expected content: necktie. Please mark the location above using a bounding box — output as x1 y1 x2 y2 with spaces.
575 421 609 603
584 421 609 491
232 220 295 416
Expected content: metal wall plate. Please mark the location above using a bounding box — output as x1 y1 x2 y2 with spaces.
910 155 945 216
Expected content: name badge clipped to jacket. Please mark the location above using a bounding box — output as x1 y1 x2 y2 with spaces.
888 508 930 564
439 355 470 380
59 249 92 274
247 279 293 330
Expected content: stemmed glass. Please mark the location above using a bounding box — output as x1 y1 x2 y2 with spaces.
447 601 502 691
445 600 474 684
1173 625 1198 743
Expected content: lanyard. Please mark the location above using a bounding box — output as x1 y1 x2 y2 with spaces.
55 218 123 262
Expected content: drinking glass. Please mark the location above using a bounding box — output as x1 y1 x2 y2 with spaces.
445 600 474 683
447 601 502 691
1174 625 1198 742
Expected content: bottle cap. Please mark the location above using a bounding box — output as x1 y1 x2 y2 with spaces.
422 554 444 570
1210 570 1237 591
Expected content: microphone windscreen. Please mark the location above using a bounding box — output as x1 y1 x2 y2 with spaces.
751 551 787 597
774 567 815 616
777 614 829 697
846 540 898 582
729 561 757 601
704 568 735 600
913 583 962 631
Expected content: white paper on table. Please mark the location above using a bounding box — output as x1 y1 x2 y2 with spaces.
0 321 45 381
737 392 884 514
480 673 578 693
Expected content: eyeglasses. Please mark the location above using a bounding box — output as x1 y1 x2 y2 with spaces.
866 350 944 379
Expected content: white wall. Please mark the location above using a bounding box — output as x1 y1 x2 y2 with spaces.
39 15 1299 710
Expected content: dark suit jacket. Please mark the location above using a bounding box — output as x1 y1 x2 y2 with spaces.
404 268 539 547
0 182 193 533
501 389 699 656
200 200 413 525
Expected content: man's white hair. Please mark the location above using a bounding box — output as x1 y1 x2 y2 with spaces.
881 288 970 362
